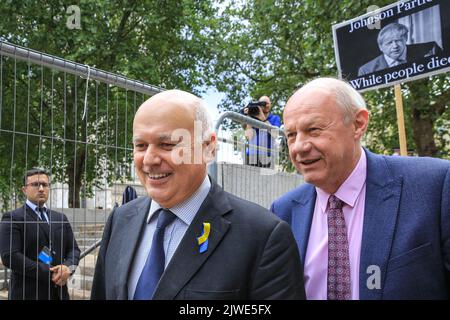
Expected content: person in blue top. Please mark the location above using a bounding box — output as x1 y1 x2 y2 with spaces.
244 96 281 167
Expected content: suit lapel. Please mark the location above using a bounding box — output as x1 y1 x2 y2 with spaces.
153 183 232 300
359 150 402 300
25 205 50 245
290 185 316 265
46 210 65 256
117 198 151 299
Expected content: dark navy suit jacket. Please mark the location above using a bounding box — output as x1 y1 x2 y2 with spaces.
91 180 305 300
270 149 450 299
0 205 80 300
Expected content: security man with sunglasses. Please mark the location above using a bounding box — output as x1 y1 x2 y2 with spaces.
0 168 80 300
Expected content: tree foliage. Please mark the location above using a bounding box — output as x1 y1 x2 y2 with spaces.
205 0 449 159
0 0 218 208
0 1 448 209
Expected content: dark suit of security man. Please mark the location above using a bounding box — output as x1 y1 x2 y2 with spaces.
0 168 80 300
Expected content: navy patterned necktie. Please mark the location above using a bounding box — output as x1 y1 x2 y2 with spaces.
37 207 49 224
327 195 351 300
133 208 176 300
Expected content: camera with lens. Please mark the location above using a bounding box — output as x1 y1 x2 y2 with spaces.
243 100 267 119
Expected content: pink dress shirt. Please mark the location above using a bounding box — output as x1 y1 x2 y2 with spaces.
304 149 367 300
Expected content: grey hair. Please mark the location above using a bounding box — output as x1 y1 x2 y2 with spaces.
195 98 214 141
377 22 408 47
301 77 367 124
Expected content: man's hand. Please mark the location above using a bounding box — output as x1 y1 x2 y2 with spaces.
254 107 266 122
50 265 71 287
244 107 266 122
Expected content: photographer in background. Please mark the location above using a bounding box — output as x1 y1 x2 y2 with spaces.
243 96 281 167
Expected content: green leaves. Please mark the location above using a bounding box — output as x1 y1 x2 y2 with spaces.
0 0 219 207
206 0 449 159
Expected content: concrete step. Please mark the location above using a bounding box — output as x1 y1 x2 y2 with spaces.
76 265 96 278
74 238 103 246
72 224 105 233
0 279 8 291
78 252 97 266
68 253 97 292
68 288 91 300
79 244 101 256
73 225 104 250
73 229 103 237
0 260 9 291
76 238 102 247
76 257 97 277
0 289 8 300
68 251 98 295
75 232 102 239
69 274 94 291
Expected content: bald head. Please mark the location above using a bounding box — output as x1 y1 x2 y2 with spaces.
258 95 271 104
136 89 198 121
135 89 213 141
286 78 367 125
258 95 272 114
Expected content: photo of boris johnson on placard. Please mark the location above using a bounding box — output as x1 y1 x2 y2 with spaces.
333 0 450 92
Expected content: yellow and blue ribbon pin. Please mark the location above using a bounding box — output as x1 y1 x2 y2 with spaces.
197 222 211 254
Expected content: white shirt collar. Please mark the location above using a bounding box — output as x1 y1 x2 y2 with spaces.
26 199 47 213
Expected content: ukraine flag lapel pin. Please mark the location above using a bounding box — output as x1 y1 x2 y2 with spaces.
197 222 211 254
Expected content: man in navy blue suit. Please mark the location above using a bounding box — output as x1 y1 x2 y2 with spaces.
271 77 450 299
91 89 305 300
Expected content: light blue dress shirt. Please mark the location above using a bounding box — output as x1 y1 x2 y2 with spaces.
26 199 49 223
127 175 211 299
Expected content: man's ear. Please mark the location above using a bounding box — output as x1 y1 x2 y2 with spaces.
354 109 369 140
203 133 217 163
